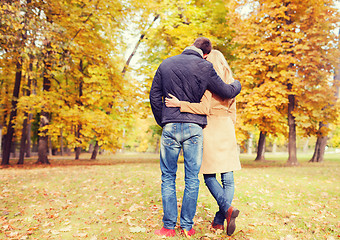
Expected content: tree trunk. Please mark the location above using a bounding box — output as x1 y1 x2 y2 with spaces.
25 113 32 157
2 61 22 165
75 61 84 160
37 42 51 164
18 65 32 164
91 141 99 160
255 131 266 161
310 137 320 162
0 126 2 158
26 58 36 158
287 90 298 165
36 112 50 164
18 114 28 164
75 123 82 159
60 129 64 156
310 122 328 162
75 146 81 160
26 53 36 158
75 125 82 159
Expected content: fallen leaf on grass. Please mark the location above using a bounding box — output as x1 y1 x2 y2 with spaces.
51 230 60 235
95 209 105 216
3 224 14 230
129 203 145 212
42 222 54 227
129 226 146 233
8 231 19 238
205 232 217 238
60 226 72 232
293 227 304 233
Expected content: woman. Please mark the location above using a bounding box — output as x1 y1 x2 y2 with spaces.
165 49 241 236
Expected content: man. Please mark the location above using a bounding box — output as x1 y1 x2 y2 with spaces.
149 37 241 237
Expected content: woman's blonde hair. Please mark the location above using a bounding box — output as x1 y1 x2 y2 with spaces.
206 49 233 84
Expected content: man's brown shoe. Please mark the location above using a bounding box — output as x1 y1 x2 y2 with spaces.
225 206 240 236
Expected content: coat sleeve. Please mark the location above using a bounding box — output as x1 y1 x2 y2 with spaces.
207 65 241 99
149 68 164 127
180 90 212 115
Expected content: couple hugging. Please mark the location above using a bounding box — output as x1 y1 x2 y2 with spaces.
149 37 242 238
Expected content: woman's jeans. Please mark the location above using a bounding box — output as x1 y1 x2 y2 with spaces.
160 123 203 231
204 172 235 225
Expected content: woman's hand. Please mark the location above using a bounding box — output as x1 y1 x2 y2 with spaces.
165 94 181 107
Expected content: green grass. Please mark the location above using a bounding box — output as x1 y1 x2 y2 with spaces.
0 153 339 239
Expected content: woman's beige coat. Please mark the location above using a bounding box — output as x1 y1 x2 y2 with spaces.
180 50 241 174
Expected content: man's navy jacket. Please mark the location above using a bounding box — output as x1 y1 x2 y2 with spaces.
149 48 242 127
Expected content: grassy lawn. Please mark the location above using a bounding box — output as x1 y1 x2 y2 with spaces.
0 153 339 239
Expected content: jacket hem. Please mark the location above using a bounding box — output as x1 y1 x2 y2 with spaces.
162 120 206 128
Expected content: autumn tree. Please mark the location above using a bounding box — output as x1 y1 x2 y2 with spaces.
1 0 31 165
31 0 133 160
231 0 339 164
307 26 340 162
1 0 145 164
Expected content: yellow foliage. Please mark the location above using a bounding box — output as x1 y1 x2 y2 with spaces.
231 0 339 144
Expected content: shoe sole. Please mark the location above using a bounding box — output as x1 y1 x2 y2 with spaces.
227 209 240 236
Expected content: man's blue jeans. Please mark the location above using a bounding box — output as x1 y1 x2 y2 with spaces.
204 172 235 225
160 123 203 231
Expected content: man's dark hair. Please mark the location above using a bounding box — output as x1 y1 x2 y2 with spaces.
193 37 212 55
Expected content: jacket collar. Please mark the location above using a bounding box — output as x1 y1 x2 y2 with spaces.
182 46 203 58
